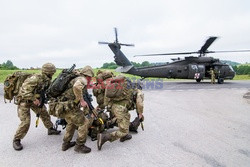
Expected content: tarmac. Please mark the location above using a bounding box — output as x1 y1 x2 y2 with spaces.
0 81 250 167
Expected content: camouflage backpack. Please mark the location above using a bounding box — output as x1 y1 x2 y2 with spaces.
3 71 32 102
46 64 77 98
105 75 134 102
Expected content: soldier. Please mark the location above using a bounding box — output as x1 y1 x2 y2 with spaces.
58 65 94 153
97 75 144 150
209 68 216 84
13 63 61 151
129 84 144 133
93 70 144 132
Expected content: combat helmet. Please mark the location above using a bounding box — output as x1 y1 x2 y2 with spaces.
102 70 114 80
81 65 94 77
96 70 114 81
42 63 56 76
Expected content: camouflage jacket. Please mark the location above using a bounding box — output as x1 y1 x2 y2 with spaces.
17 73 51 101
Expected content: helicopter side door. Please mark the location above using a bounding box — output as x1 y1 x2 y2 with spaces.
188 64 205 79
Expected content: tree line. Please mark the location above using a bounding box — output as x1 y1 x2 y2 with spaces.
232 65 250 75
0 60 19 70
1 60 250 75
101 61 250 75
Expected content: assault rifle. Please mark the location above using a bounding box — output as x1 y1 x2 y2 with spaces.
36 88 48 128
63 64 76 73
83 91 104 125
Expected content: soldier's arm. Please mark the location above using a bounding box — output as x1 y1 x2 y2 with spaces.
18 75 39 101
136 89 144 118
73 77 88 104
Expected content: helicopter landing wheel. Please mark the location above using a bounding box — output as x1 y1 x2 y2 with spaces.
196 79 201 83
217 78 224 84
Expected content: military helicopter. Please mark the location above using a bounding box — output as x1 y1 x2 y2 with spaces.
99 28 250 84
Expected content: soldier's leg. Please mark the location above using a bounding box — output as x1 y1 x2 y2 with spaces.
13 102 31 150
110 104 130 142
61 118 76 151
63 119 76 143
31 104 53 129
14 102 31 140
97 104 131 150
31 104 60 135
72 111 89 145
72 109 91 153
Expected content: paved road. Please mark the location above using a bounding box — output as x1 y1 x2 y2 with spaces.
0 82 250 167
142 80 250 91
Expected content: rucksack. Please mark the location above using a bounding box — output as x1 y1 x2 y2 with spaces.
46 64 77 98
4 71 32 102
105 75 134 101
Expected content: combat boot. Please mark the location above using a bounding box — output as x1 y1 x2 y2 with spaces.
13 139 23 151
48 127 61 135
129 117 140 133
120 134 132 142
74 144 91 153
62 141 76 151
97 133 111 150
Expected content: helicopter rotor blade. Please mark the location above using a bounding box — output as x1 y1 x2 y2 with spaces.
98 41 110 45
134 51 198 57
114 27 118 43
120 43 135 47
199 36 218 54
206 49 250 54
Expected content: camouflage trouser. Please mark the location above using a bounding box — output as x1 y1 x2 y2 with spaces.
14 102 53 140
211 76 215 84
63 107 90 145
110 103 130 142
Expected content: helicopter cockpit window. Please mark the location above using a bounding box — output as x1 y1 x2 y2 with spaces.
229 65 234 71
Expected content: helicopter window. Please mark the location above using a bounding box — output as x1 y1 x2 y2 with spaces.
229 65 234 71
191 65 198 70
178 70 182 73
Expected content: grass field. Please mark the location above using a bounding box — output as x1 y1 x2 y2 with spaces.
0 69 249 83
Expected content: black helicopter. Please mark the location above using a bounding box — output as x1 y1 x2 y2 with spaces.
99 28 250 84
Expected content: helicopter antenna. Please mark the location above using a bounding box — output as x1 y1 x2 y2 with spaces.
98 27 135 47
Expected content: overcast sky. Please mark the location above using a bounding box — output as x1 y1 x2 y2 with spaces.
0 0 250 69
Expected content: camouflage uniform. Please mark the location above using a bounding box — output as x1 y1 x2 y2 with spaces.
109 101 131 141
129 88 144 132
54 65 94 153
61 76 90 145
209 68 216 84
13 63 60 151
90 70 113 140
97 75 138 150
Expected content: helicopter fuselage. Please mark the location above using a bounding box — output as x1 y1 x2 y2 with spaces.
128 57 235 80
108 43 235 82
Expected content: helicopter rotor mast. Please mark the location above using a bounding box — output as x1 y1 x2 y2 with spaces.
98 27 135 47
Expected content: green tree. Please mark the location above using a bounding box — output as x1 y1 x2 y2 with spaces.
141 61 150 67
0 60 19 70
101 62 118 69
